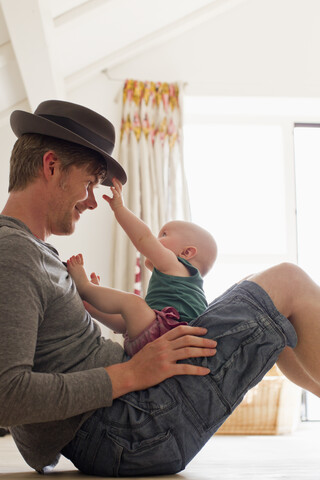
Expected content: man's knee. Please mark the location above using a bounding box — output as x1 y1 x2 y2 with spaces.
272 262 303 281
274 262 315 292
250 262 300 284
248 262 304 317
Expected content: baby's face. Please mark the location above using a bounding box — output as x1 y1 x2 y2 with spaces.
157 222 184 255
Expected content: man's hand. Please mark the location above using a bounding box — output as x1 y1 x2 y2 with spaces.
106 325 217 399
103 177 123 211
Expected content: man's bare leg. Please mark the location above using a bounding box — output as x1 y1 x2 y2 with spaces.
247 262 320 396
276 346 320 396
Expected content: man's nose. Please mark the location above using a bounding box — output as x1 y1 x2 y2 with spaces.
86 189 97 210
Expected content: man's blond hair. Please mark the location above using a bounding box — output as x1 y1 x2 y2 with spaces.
9 133 107 192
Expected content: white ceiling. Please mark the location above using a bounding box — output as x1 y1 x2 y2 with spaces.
0 0 252 113
1 0 320 117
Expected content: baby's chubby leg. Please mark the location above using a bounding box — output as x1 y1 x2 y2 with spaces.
67 254 90 295
67 253 116 310
67 254 156 339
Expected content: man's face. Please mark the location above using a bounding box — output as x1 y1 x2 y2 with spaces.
48 164 99 236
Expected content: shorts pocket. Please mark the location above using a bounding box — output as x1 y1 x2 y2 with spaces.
102 384 178 429
92 428 183 477
170 374 230 433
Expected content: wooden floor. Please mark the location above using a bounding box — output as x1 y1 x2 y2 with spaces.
1 422 320 479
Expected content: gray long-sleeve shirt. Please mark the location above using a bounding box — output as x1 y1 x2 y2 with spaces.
0 216 125 472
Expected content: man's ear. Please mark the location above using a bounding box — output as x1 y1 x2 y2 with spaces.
43 151 58 180
179 246 197 260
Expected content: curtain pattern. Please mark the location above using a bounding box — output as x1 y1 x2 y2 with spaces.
111 79 190 296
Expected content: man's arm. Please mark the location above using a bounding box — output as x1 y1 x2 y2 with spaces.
0 236 116 427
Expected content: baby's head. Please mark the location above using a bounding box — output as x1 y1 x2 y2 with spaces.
158 220 217 277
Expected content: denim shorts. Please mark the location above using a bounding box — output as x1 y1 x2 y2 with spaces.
62 280 297 477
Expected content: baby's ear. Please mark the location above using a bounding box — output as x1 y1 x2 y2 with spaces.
180 246 197 260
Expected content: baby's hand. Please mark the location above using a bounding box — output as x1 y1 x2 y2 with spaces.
103 177 123 211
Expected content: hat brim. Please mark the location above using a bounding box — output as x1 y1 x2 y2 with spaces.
10 110 127 186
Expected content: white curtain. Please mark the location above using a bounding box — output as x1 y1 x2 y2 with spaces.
111 79 190 296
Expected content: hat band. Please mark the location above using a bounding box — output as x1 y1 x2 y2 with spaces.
39 114 114 154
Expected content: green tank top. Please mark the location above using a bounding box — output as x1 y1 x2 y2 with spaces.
144 257 208 323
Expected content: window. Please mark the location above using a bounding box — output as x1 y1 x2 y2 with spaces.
294 124 320 421
183 97 320 418
183 97 296 301
294 124 320 284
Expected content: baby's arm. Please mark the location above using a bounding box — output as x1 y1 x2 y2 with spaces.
103 178 180 274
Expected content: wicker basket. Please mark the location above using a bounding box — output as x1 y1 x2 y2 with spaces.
217 366 302 435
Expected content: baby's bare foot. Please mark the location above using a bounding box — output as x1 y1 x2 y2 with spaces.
90 272 100 285
67 254 90 294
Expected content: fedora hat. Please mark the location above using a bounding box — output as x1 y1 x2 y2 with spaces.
10 99 127 186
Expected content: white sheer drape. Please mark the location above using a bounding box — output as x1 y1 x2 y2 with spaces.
111 79 190 296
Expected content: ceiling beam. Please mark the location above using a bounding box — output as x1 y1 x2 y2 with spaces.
1 0 65 111
53 0 107 27
66 0 249 90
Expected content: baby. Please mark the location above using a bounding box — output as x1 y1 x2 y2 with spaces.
67 178 217 356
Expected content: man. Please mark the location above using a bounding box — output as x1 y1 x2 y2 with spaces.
0 100 319 476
